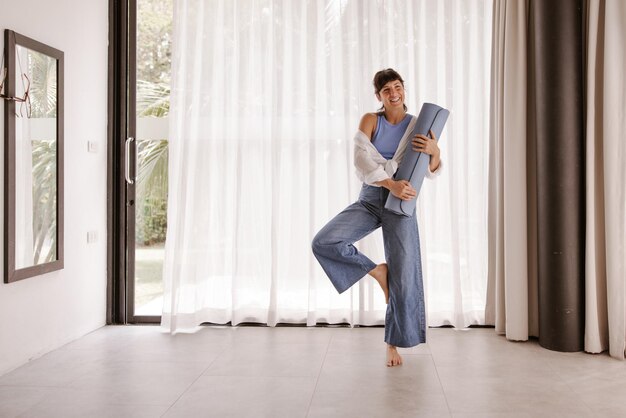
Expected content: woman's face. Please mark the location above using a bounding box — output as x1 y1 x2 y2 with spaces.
376 79 405 110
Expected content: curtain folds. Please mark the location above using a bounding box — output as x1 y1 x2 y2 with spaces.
488 0 626 358
486 0 537 341
600 0 626 360
530 0 585 352
584 0 609 355
162 0 493 333
585 0 626 359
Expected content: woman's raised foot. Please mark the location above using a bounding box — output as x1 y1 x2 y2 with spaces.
369 263 389 304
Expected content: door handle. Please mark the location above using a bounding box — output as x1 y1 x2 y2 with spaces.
125 137 135 185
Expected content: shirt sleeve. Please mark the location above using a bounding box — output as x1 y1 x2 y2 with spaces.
425 159 444 179
353 131 391 185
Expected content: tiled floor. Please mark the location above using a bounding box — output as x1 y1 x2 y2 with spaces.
0 326 625 417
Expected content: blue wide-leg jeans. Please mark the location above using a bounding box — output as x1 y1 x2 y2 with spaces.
311 184 426 347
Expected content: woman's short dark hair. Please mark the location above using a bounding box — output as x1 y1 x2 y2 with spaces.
373 68 407 111
373 68 405 94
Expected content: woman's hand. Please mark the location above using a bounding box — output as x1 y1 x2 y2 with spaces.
412 129 441 172
388 179 417 201
412 129 440 156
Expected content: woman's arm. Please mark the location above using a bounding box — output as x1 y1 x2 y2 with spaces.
412 129 441 172
358 113 378 139
357 113 417 200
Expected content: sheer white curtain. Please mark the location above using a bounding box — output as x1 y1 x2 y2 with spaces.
162 0 492 332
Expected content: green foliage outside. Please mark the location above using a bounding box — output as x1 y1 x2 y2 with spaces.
137 0 172 87
136 139 168 245
135 0 172 247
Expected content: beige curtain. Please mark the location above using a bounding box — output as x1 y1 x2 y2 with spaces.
585 0 626 359
489 0 625 359
486 0 539 341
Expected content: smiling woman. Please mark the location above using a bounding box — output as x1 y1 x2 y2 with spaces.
160 0 493 333
312 68 448 366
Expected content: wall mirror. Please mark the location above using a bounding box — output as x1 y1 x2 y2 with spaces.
2 30 64 283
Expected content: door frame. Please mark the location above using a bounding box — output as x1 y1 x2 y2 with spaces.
107 0 160 325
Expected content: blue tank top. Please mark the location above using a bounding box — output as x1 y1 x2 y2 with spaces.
371 113 412 159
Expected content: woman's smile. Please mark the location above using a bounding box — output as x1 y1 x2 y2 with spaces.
377 79 406 109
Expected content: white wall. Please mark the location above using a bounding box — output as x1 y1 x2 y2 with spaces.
0 0 108 375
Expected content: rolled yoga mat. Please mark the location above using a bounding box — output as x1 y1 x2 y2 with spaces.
384 102 449 216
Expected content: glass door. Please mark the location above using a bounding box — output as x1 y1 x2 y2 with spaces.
127 0 172 321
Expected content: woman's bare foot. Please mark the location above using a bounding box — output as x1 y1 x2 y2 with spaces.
368 263 389 304
387 344 403 367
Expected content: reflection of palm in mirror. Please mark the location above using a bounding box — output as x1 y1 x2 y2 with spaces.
5 29 64 283
14 46 58 268
25 47 57 118
32 140 57 264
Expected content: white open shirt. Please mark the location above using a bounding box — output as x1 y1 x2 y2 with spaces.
353 115 443 185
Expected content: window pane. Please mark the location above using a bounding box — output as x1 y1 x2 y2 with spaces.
134 0 172 316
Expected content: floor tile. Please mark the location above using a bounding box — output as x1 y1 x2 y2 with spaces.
440 376 595 416
0 386 57 417
308 353 450 417
318 352 439 385
452 413 532 418
19 392 169 418
0 349 108 388
327 327 431 355
229 326 333 345
61 325 232 363
65 361 208 405
204 342 328 377
565 374 626 417
0 325 624 418
539 349 626 383
162 375 316 418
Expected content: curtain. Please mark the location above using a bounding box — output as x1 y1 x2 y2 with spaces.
488 0 626 358
162 0 493 333
486 0 538 341
585 0 626 359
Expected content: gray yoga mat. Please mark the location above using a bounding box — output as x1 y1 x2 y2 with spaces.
384 103 449 216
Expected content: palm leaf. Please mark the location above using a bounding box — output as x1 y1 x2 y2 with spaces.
137 79 170 117
31 140 57 264
27 50 57 118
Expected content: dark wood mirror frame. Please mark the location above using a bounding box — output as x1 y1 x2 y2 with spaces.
3 30 64 283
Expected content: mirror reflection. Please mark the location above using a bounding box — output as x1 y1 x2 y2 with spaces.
14 45 58 269
3 29 63 283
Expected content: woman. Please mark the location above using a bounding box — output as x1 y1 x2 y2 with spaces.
311 68 442 367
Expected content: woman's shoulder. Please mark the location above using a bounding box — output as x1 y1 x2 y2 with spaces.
360 112 380 124
358 113 380 139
